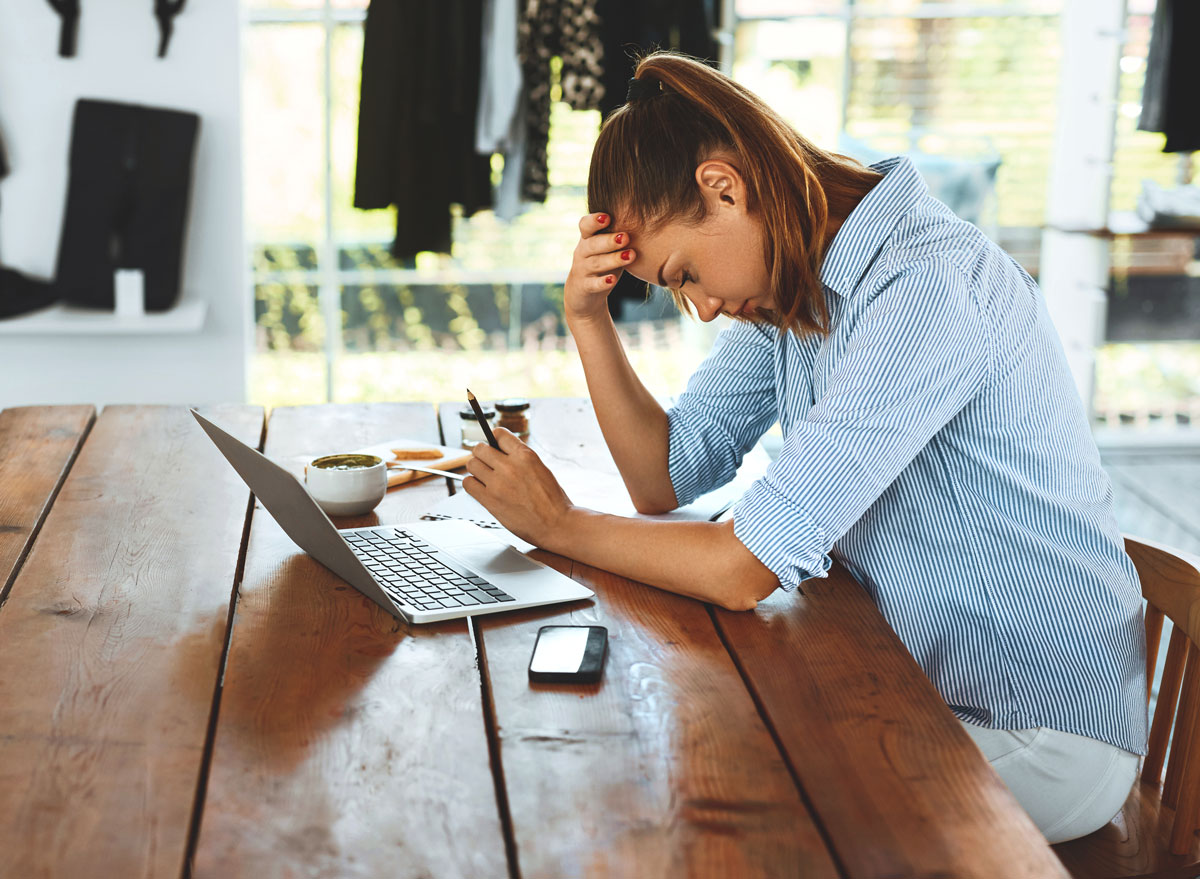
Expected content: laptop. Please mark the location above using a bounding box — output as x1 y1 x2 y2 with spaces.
192 410 594 623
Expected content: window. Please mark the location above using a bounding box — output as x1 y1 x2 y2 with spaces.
244 0 1197 424
244 2 697 408
733 0 1067 272
726 0 1196 426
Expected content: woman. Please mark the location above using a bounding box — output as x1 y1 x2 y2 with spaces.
463 51 1146 843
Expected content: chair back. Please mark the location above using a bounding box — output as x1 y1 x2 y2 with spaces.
1127 535 1200 856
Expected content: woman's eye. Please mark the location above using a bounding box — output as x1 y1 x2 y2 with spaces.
679 271 693 289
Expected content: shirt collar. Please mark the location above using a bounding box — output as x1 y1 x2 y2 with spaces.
818 155 927 297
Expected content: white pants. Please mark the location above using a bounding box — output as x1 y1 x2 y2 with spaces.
959 721 1140 844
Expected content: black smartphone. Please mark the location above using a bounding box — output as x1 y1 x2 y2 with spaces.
528 625 608 684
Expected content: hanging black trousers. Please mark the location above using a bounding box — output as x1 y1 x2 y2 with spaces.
54 99 200 311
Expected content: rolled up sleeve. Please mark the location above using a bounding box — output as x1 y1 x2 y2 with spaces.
666 321 779 507
734 262 992 590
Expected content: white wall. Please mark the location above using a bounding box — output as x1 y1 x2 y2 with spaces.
0 0 246 407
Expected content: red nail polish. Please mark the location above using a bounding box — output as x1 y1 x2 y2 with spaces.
620 250 631 261
614 233 625 245
597 213 609 225
605 275 615 284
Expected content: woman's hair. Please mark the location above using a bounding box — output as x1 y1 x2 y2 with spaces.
588 51 882 336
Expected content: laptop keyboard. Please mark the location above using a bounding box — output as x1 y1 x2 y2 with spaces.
344 528 516 612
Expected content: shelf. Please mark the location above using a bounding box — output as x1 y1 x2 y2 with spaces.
1048 211 1200 238
0 301 207 335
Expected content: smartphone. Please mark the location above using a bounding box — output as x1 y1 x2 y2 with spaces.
528 625 608 684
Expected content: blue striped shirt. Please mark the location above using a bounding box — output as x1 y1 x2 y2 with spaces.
666 156 1147 754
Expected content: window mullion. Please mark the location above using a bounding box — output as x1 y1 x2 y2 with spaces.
842 0 854 133
320 1 338 402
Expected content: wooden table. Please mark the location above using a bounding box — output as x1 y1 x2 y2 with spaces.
0 401 1071 879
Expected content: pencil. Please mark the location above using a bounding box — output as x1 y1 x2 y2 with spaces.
466 388 500 449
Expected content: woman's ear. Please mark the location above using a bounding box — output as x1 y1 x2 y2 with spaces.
695 160 746 212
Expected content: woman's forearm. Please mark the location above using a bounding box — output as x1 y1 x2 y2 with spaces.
567 312 678 513
545 507 778 610
463 427 778 610
560 211 678 512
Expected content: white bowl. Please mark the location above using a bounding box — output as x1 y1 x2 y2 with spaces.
305 453 387 517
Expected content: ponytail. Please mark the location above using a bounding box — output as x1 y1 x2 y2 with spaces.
587 51 880 336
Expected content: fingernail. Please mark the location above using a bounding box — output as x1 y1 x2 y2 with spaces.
597 213 609 225
620 250 631 261
605 275 615 284
614 233 625 245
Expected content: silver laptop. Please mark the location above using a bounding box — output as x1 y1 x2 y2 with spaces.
192 410 594 623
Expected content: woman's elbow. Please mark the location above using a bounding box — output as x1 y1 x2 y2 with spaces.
714 592 760 612
629 487 679 515
709 568 778 612
632 498 676 515
710 537 779 611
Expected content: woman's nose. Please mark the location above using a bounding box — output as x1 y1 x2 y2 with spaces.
694 296 723 322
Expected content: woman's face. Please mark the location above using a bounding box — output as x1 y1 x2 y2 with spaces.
619 159 775 322
622 209 774 322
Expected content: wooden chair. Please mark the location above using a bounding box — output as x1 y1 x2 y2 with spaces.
1054 535 1200 879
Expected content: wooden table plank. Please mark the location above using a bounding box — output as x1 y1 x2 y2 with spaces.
0 405 94 601
440 399 840 879
716 573 1071 879
192 403 509 879
0 404 262 879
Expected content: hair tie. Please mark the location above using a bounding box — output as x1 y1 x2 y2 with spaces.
626 77 662 103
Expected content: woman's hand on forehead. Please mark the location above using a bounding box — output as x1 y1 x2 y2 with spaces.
579 212 615 237
564 212 636 324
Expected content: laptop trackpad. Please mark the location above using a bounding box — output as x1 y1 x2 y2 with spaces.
453 544 544 575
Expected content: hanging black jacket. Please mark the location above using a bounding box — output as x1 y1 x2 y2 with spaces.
355 0 494 259
596 0 719 121
594 0 720 318
0 125 57 319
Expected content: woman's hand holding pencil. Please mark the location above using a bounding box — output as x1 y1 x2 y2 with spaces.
462 424 574 548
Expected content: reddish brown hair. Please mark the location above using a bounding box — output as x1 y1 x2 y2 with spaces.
588 51 881 336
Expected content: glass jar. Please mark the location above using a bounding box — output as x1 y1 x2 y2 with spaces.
460 404 496 448
494 397 531 440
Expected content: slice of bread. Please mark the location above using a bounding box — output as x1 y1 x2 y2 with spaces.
390 448 443 460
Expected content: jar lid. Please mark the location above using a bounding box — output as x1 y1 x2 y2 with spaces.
495 397 530 413
460 405 495 419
